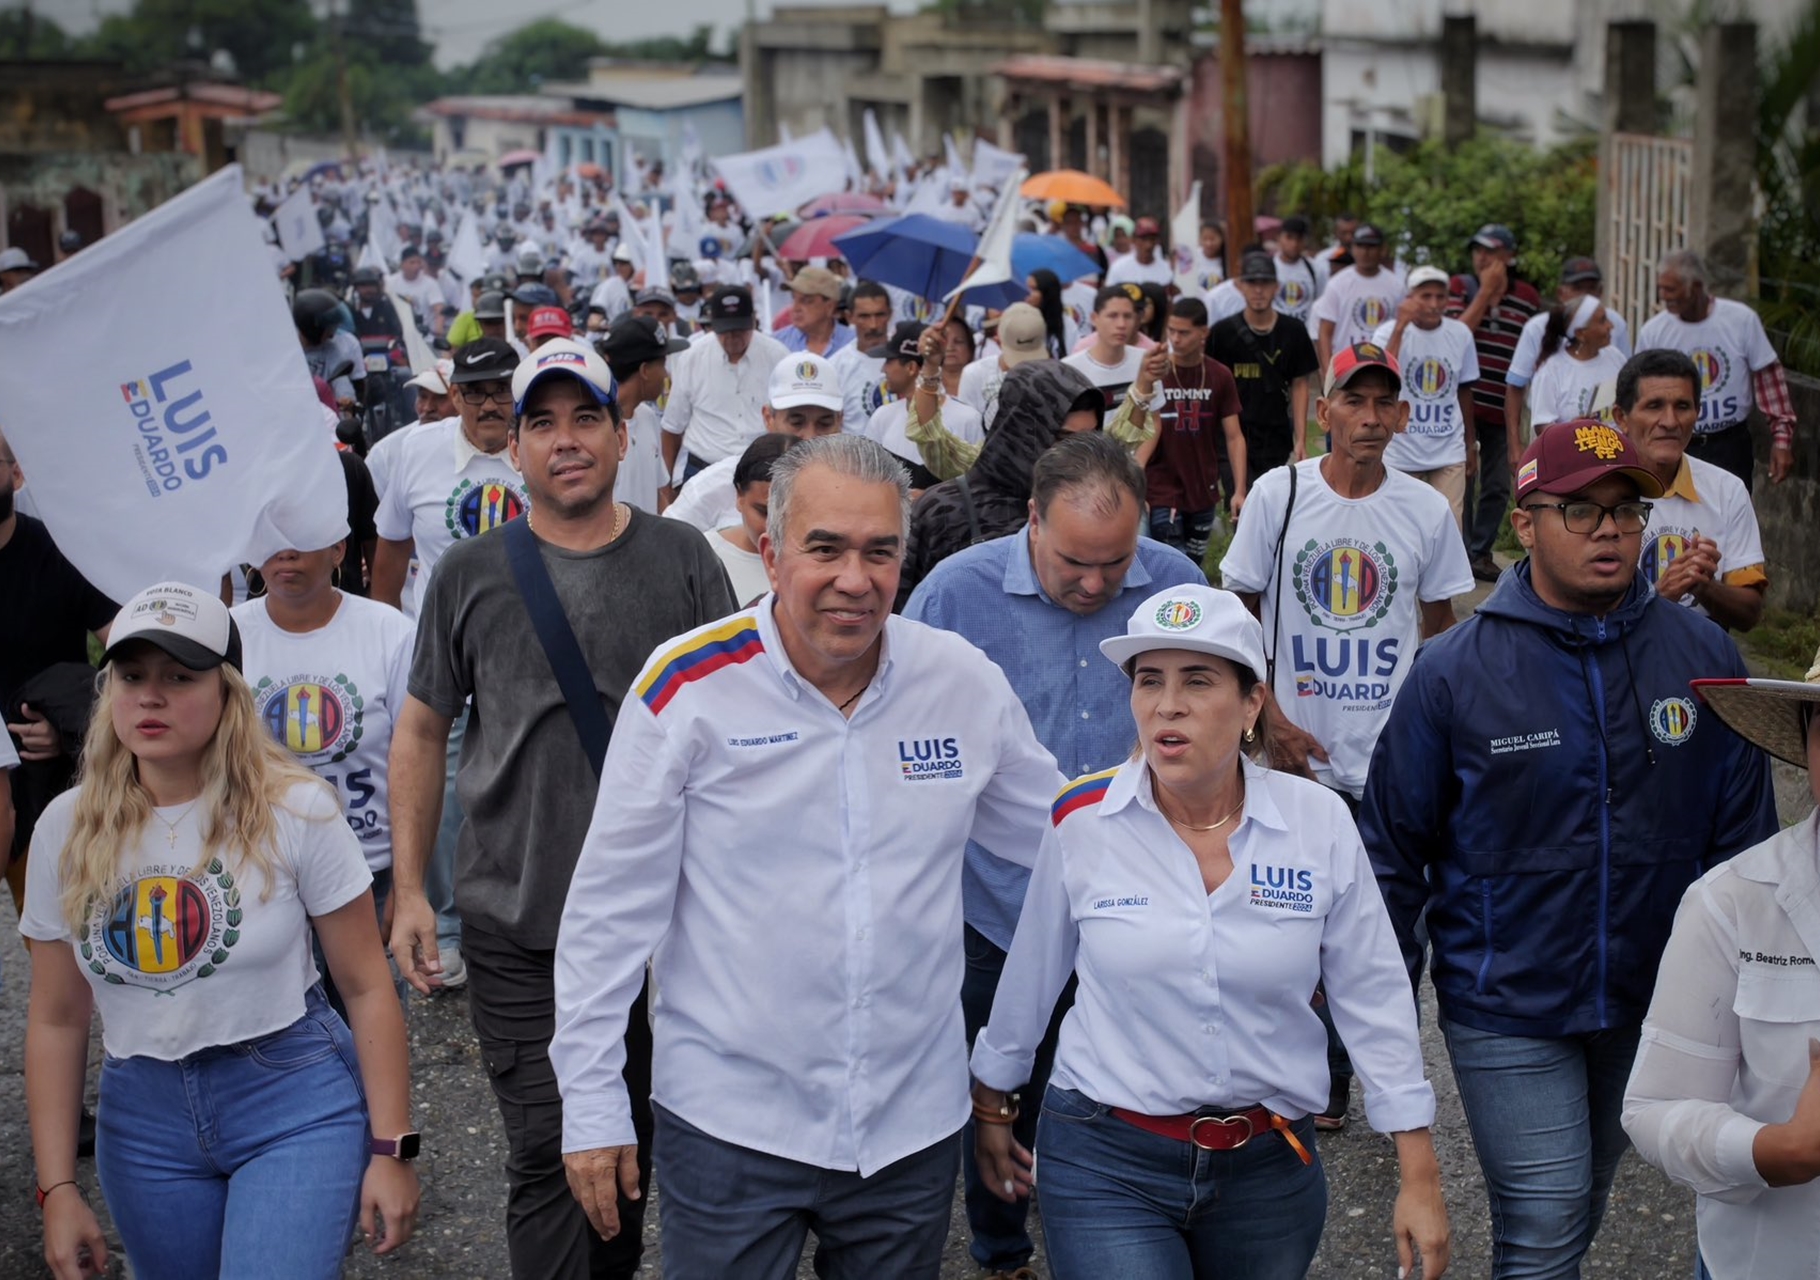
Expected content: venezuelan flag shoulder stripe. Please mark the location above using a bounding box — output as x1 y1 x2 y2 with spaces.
637 616 765 715
1051 767 1119 827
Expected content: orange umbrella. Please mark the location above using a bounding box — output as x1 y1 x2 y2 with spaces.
576 162 605 180
1020 170 1127 209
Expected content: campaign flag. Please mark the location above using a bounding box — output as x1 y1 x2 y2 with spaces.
971 138 1026 192
355 238 386 276
943 134 969 186
863 110 890 185
0 166 348 603
944 165 1027 303
891 131 917 180
448 210 488 283
274 183 325 262
841 134 864 189
1171 179 1204 295
607 193 651 273
710 129 849 219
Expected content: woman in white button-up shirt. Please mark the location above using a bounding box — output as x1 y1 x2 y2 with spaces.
970 584 1450 1280
1624 657 1820 1280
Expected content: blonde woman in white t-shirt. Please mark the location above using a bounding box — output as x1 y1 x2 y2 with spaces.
1527 294 1628 431
21 582 418 1280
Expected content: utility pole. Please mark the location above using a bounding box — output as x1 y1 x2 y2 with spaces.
329 0 359 165
1219 0 1252 276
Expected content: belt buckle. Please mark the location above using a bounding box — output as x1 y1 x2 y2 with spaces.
1188 1112 1254 1151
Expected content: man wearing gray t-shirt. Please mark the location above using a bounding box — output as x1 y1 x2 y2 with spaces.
387 338 736 1279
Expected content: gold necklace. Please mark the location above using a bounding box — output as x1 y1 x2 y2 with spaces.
152 801 198 849
1157 788 1245 833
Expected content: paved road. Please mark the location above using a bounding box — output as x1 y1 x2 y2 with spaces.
0 558 1808 1278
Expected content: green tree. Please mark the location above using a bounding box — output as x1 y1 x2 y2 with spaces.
1752 0 1820 375
79 0 317 81
0 9 75 57
458 19 611 94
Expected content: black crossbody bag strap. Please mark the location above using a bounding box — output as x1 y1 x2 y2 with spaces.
1266 461 1299 687
503 518 611 777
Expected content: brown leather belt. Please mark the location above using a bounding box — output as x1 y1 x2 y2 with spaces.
1110 1104 1314 1165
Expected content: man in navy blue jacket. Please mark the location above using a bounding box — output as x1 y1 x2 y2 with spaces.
1360 419 1778 1280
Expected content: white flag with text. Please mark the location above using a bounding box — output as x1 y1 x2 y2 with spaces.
274 183 325 262
0 166 348 602
710 129 848 219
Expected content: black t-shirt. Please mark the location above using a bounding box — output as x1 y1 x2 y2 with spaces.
0 514 116 708
1207 313 1320 468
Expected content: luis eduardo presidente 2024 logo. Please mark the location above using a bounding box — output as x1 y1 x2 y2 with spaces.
120 360 229 498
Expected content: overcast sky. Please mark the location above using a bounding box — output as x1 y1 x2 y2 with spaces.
25 0 922 68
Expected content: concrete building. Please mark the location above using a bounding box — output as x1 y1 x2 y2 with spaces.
540 63 744 176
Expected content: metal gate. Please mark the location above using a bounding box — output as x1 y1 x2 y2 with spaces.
1605 133 1692 334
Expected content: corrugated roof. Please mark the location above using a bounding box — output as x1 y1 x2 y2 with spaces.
540 77 744 111
993 55 1185 92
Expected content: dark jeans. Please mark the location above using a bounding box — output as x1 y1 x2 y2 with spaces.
653 1103 960 1280
463 922 653 1280
1441 1018 1641 1279
1468 411 1510 560
1687 422 1754 492
1147 506 1222 564
960 924 1076 1272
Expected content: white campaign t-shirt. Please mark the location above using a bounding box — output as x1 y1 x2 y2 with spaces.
865 396 986 475
1220 459 1475 797
1273 255 1323 326
663 455 739 532
1507 305 1632 388
1314 267 1407 356
1105 252 1175 289
20 781 371 1061
1374 318 1480 472
1638 454 1767 618
709 532 771 610
1526 346 1629 428
619 401 668 514
955 356 1010 430
373 417 530 614
1637 298 1778 433
233 594 414 873
1062 347 1163 429
1060 282 1098 352
830 345 895 433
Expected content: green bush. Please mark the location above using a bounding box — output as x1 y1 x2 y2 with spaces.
1258 136 1599 292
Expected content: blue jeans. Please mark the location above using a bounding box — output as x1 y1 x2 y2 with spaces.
960 923 1074 1271
1035 1086 1326 1280
426 707 466 950
654 1103 959 1280
95 985 369 1280
1441 1018 1643 1279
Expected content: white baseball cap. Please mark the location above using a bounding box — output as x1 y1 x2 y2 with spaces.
104 582 243 672
0 247 39 273
510 338 617 417
1406 265 1450 291
1100 584 1266 677
406 358 454 395
768 352 843 412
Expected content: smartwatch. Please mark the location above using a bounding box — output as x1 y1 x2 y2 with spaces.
369 1132 422 1161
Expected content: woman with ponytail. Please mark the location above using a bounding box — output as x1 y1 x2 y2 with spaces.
1527 293 1628 430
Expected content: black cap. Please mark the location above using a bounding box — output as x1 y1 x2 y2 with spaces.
511 283 558 307
399 244 424 261
1469 223 1517 252
1351 223 1385 247
449 337 520 384
1281 215 1311 236
707 285 757 333
1561 256 1603 284
601 313 691 365
1238 250 1277 283
869 321 927 361
473 291 507 321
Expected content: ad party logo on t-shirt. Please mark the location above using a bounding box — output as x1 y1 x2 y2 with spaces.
445 477 529 539
83 861 239 992
1293 538 1396 631
253 672 364 765
1352 296 1392 331
1690 347 1738 427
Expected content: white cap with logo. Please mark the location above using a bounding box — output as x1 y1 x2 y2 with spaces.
103 581 244 672
1099 584 1267 677
768 352 843 412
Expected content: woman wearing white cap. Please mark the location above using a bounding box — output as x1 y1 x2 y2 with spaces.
1527 294 1628 430
1622 649 1820 1280
971 583 1450 1279
20 582 418 1279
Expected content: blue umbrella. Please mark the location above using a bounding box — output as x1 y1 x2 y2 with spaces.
1012 233 1102 285
831 214 981 307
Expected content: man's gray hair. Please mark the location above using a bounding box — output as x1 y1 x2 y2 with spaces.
1657 249 1706 285
765 433 912 549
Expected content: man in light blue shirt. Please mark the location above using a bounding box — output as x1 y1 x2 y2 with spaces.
903 431 1204 1278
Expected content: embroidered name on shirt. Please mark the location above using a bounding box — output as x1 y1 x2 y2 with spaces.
1489 730 1562 755
898 737 964 781
1248 864 1316 912
1092 896 1150 910
726 732 800 748
1739 950 1817 967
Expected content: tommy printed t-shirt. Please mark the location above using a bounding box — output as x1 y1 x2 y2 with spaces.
373 416 530 613
1637 298 1779 434
1374 318 1480 472
1637 454 1767 618
233 594 415 873
20 781 371 1060
1146 359 1243 511
1221 460 1474 797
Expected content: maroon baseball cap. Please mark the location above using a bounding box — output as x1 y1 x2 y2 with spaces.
1515 420 1665 501
1134 217 1162 237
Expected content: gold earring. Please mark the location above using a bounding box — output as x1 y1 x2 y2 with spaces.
1243 726 1257 743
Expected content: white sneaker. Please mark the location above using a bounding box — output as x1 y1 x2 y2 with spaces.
437 945 469 991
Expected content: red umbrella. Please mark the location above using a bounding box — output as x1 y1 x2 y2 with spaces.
798 192 890 217
497 148 540 169
777 215 873 261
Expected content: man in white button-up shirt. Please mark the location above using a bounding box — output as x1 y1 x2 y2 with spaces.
551 434 1063 1278
660 284 789 491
